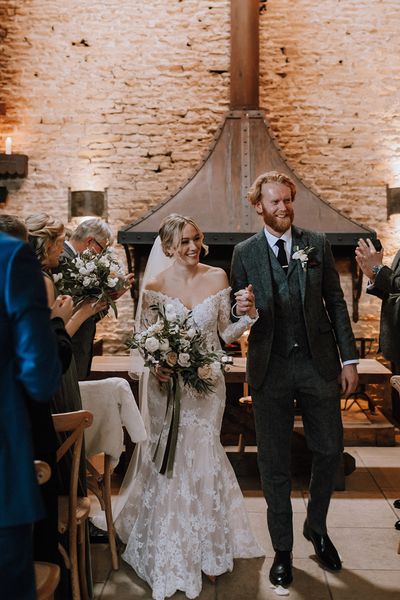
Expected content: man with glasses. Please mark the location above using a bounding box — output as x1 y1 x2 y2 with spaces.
59 218 132 379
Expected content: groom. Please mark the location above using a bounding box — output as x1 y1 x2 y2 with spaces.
231 171 358 587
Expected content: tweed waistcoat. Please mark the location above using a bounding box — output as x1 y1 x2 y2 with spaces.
268 244 310 357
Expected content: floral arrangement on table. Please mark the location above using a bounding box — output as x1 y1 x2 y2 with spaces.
127 302 233 477
53 248 126 317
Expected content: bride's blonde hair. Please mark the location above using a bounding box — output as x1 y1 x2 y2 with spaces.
159 213 209 258
25 212 64 265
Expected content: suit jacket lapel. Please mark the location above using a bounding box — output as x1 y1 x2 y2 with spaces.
254 231 276 310
290 226 307 303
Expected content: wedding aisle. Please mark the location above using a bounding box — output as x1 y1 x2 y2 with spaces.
90 442 400 600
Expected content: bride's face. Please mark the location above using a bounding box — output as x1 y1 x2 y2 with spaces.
174 223 203 266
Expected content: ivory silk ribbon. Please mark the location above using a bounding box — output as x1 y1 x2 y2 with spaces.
152 375 181 478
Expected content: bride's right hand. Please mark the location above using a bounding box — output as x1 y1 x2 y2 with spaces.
154 365 173 382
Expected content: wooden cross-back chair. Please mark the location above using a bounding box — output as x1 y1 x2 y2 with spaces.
52 410 93 600
34 460 60 600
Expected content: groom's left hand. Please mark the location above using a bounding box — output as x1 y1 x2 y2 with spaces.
340 364 358 398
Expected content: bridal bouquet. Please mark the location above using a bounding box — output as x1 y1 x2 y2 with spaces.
128 302 232 394
53 248 126 317
128 302 232 477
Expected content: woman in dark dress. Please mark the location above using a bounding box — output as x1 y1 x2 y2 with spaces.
26 213 106 597
26 213 106 490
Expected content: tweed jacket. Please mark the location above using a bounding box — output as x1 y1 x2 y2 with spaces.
367 249 400 363
230 226 358 390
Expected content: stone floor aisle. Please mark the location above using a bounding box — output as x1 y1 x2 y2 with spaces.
91 444 400 600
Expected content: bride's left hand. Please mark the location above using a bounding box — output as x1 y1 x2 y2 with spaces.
235 284 257 318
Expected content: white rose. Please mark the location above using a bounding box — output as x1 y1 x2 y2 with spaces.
53 273 63 283
107 277 119 288
98 256 110 267
210 361 221 377
152 320 164 334
180 339 190 350
186 327 196 339
79 267 89 275
165 304 177 322
178 353 190 367
145 337 160 352
159 339 170 351
75 258 84 268
85 261 96 272
82 277 92 287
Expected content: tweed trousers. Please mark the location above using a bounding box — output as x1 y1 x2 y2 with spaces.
250 347 343 551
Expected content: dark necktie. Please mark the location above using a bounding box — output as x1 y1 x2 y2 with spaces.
275 238 288 273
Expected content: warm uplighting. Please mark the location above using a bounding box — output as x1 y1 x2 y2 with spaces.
5 136 12 155
386 185 400 219
68 188 108 221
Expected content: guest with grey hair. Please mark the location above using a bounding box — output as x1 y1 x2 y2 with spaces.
58 218 133 379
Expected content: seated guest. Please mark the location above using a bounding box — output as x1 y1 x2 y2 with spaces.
0 228 61 600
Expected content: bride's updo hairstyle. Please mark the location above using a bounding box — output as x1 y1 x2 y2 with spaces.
25 212 64 265
159 213 209 258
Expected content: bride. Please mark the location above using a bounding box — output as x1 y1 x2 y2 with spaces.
114 213 264 600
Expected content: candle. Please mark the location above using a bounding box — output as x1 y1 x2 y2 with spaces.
5 137 12 155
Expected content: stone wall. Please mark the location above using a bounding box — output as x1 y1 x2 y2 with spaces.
1 0 399 351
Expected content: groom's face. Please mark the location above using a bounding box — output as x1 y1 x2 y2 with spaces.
255 182 294 235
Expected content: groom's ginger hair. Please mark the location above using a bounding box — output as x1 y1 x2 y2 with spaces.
247 171 297 206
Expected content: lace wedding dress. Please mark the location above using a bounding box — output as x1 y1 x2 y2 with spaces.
115 287 264 600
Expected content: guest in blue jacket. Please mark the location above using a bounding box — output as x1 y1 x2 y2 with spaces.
0 231 62 600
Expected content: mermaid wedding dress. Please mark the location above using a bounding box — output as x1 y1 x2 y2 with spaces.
114 287 264 600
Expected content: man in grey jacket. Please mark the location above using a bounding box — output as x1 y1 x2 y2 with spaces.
356 237 400 529
231 171 358 587
59 218 133 379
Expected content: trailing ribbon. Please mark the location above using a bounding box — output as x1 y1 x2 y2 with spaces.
152 374 181 478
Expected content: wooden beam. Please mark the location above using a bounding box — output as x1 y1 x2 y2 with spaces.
230 0 259 110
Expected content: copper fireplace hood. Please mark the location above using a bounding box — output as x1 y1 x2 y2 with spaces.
119 0 374 320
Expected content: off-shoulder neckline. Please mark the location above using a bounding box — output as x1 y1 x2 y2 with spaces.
143 286 231 312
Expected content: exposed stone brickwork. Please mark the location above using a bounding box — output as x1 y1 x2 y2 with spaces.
1 0 399 350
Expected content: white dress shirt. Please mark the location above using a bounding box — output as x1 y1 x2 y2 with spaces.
264 227 292 262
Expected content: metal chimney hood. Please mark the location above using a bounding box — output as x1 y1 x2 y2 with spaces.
119 0 374 248
119 0 375 320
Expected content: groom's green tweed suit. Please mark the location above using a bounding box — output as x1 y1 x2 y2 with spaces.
231 226 358 551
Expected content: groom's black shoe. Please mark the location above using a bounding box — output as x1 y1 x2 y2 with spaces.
303 521 342 571
393 499 400 509
269 551 293 587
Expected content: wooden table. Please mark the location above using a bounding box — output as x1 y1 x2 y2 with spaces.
224 356 392 386
91 355 392 395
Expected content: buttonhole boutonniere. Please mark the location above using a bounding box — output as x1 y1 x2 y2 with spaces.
292 246 315 271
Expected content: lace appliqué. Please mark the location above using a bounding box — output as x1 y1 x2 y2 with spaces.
116 287 263 600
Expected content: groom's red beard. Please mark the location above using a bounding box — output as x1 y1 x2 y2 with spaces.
261 207 294 234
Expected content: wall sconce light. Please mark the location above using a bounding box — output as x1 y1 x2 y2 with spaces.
68 188 108 221
386 185 400 219
0 186 8 203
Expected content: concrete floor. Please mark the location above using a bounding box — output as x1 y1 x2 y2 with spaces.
91 444 400 599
